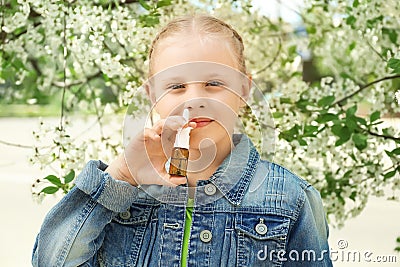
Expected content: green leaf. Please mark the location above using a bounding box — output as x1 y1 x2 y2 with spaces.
390 148 400 155
382 128 391 136
343 170 352 178
295 98 313 112
349 152 357 161
332 125 351 146
385 149 394 158
355 116 367 126
298 138 307 146
288 45 297 55
272 112 284 118
138 0 151 10
316 113 338 123
156 0 172 8
352 133 368 150
346 105 357 117
382 28 398 45
44 175 62 187
345 116 357 131
139 14 160 27
64 170 75 184
317 95 335 107
280 97 292 104
349 191 357 201
346 15 356 27
279 124 300 142
369 111 381 122
383 170 397 180
331 124 342 136
306 26 316 34
41 186 59 194
303 125 319 137
352 0 359 7
366 15 383 28
12 58 25 70
388 58 400 74
348 41 356 53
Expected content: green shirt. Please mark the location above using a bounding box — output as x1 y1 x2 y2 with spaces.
181 198 194 267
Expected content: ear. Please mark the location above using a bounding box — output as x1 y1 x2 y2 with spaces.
239 74 252 106
144 81 156 104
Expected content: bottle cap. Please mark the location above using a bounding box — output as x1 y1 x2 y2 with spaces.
173 109 192 149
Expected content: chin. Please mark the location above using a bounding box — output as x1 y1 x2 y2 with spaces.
189 131 231 150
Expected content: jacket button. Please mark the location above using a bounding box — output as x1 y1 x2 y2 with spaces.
200 230 212 243
120 210 131 220
255 219 268 235
204 184 217 195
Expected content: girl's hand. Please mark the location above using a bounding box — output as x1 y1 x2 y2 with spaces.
105 116 195 187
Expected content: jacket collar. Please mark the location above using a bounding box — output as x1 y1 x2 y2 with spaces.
206 134 260 206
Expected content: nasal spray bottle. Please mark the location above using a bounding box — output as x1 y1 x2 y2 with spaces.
168 109 192 177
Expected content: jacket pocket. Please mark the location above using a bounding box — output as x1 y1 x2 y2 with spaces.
235 213 290 267
99 204 154 267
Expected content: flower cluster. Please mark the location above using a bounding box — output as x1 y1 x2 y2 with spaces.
396 90 400 105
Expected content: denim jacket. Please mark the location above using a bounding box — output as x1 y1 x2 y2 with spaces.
32 134 333 266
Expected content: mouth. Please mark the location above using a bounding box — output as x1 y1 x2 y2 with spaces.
189 117 214 128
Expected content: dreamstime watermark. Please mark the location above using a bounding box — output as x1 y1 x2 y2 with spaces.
257 239 398 263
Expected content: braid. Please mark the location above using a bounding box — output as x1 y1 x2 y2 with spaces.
148 15 246 75
208 16 246 72
148 26 169 64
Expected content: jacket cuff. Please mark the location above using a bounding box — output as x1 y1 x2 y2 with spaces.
74 160 139 212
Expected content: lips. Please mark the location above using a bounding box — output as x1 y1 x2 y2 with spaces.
189 118 214 128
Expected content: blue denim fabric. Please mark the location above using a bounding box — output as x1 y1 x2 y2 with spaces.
32 134 333 266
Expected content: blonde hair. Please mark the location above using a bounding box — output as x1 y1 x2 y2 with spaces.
148 15 246 76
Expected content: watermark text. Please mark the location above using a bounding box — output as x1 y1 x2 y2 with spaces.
257 239 398 263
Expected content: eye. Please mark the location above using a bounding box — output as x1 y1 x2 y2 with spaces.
167 83 186 90
205 80 225 87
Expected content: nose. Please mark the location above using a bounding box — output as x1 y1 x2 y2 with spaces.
183 83 208 110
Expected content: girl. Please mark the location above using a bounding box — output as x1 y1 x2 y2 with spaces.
32 15 332 266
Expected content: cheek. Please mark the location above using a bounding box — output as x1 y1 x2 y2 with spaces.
153 96 181 118
216 92 242 113
208 101 238 132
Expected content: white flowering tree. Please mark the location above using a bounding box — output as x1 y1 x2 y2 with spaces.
1 0 399 238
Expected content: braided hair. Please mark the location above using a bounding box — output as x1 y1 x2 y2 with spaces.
148 14 246 76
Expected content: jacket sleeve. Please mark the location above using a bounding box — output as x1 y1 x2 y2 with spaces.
284 186 333 266
32 160 140 267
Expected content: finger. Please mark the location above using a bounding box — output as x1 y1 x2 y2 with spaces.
143 128 161 141
153 116 187 133
187 121 197 129
157 173 187 187
169 176 188 186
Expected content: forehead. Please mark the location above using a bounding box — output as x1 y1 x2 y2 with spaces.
151 35 239 75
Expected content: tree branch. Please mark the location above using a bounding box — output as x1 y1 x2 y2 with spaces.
366 39 387 62
333 74 400 106
366 129 400 141
94 0 140 9
52 71 102 88
253 36 282 75
0 139 32 149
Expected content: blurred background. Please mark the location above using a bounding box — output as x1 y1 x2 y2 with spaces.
1 0 399 266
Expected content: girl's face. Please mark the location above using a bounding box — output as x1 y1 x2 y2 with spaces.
148 35 250 149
